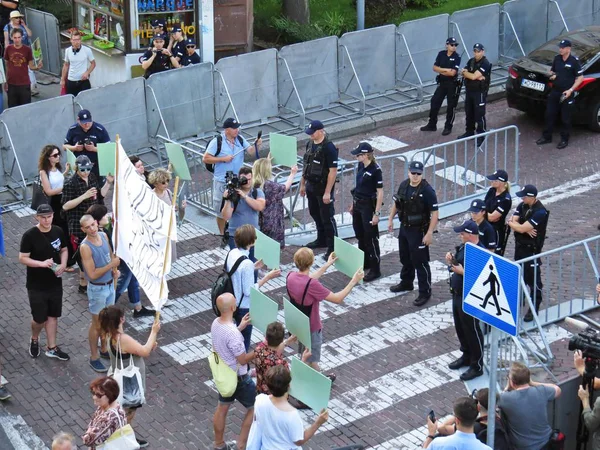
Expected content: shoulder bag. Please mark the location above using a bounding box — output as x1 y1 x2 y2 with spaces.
110 337 145 408
97 408 140 450
208 350 238 397
31 175 49 210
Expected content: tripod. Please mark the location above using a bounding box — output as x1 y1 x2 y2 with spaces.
576 357 599 450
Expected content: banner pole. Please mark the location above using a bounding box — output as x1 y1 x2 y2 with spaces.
112 136 120 291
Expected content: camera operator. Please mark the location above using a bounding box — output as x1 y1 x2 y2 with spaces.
498 362 561 450
577 381 600 450
140 33 179 79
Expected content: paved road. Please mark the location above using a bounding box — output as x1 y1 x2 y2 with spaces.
0 97 598 448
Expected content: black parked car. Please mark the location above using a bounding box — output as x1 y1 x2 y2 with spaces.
506 26 600 131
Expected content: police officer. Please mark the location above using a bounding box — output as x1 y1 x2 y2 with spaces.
536 39 584 150
508 185 549 322
421 37 461 136
484 169 512 255
350 142 383 282
300 120 338 259
458 43 492 147
180 38 201 67
140 33 179 79
388 160 439 306
467 199 496 251
446 219 485 381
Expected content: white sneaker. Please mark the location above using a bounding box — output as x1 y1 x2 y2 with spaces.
162 299 173 308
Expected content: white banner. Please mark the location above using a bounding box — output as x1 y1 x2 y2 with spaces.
112 140 176 309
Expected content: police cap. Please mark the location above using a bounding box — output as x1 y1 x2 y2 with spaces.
304 120 324 135
151 19 166 28
351 142 373 155
473 43 485 51
467 199 486 213
446 37 459 46
486 169 508 183
515 184 538 198
408 160 424 174
78 109 93 124
559 39 572 48
453 219 479 234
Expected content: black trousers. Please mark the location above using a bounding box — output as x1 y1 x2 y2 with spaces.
543 89 574 142
515 244 543 309
352 199 380 270
464 89 487 134
452 290 484 371
491 221 507 255
7 84 31 108
307 184 337 251
66 79 92 97
428 81 457 129
398 226 431 295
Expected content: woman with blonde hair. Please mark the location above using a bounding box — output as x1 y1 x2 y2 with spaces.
252 157 297 247
483 169 512 255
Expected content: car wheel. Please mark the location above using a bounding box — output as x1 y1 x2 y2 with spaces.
588 97 600 132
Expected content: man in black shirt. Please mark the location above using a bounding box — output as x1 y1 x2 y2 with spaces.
536 39 584 149
421 37 461 136
18 204 70 361
181 38 201 67
141 33 179 79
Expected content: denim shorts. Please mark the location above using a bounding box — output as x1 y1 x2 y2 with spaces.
87 283 116 315
218 374 256 408
298 329 323 363
213 180 226 217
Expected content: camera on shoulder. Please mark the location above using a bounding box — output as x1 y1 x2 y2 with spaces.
225 170 249 204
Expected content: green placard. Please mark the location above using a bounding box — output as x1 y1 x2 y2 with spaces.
283 297 311 350
289 356 332 412
65 149 76 170
255 229 280 269
250 288 279 335
333 236 363 282
269 133 297 167
97 142 115 176
165 143 192 181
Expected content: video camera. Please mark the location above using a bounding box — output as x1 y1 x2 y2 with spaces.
225 170 248 204
569 327 600 361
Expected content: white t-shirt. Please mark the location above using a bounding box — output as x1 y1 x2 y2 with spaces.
64 46 94 81
247 394 304 450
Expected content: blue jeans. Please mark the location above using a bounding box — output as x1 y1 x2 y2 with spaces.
115 262 140 307
234 308 252 352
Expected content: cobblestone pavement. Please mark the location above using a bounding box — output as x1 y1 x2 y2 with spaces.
0 98 599 449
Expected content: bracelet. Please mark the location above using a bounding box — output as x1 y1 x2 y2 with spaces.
427 435 435 440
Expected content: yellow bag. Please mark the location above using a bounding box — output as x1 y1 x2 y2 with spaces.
208 351 238 397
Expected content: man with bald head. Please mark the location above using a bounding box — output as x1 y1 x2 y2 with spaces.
211 293 256 450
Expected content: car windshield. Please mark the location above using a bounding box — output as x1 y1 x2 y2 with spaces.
528 29 600 66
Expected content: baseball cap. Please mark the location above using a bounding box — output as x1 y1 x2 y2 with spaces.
559 39 572 48
223 117 241 129
486 169 508 183
473 43 485 51
36 204 53 216
304 120 324 135
453 219 479 235
77 109 92 124
171 25 182 33
351 142 373 155
409 160 424 174
515 184 538 198
153 33 167 42
75 155 93 169
151 19 165 28
446 37 459 46
185 38 196 46
467 199 486 213
9 11 23 19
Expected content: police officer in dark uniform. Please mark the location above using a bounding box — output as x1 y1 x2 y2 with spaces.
467 199 496 251
180 38 201 67
508 185 549 322
140 33 179 79
388 160 439 306
446 219 485 381
300 120 338 260
484 169 512 255
350 142 383 282
536 39 584 150
421 37 461 136
458 43 492 147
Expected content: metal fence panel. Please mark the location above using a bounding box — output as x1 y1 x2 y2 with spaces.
145 63 215 141
450 4 501 66
214 49 278 124
76 78 149 151
502 0 549 59
25 8 62 76
548 0 599 39
397 15 450 87
0 96 76 182
339 25 397 96
278 36 339 110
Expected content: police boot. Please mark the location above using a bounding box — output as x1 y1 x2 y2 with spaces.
364 267 381 283
420 123 437 132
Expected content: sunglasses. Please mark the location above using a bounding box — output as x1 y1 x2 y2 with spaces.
186 45 195 48
79 167 92 173
49 153 60 158
448 44 457 47
91 391 105 398
473 49 483 53
410 172 422 176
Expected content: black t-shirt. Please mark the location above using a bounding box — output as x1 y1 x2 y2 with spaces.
181 52 201 67
141 49 173 78
20 225 66 290
172 40 186 60
354 162 383 199
0 1 18 22
551 53 583 91
434 50 461 82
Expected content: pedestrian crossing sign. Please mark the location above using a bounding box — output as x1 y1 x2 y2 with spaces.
463 242 521 336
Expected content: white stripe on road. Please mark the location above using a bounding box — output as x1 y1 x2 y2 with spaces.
537 171 600 206
435 165 486 187
0 411 48 450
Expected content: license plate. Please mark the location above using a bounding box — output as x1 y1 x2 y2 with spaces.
521 78 545 92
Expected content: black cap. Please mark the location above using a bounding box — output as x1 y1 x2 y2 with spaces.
559 39 572 48
467 199 486 213
185 38 196 46
77 109 92 124
473 43 485 51
75 155 93 169
486 169 508 183
304 120 324 135
516 184 538 198
446 37 459 46
453 219 479 235
36 204 53 216
171 25 183 33
151 19 165 28
223 117 241 129
153 33 167 42
409 160 424 174
351 142 373 155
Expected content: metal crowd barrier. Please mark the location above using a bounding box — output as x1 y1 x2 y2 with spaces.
25 8 61 77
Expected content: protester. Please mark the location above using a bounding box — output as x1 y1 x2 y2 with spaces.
129 155 149 185
99 305 160 448
247 365 329 449
79 214 120 373
286 247 363 381
252 157 297 247
149 167 183 264
61 31 96 96
18 204 70 361
4 10 35 98
141 33 179 78
212 293 257 450
0 0 18 50
180 38 201 66
4 27 42 107
0 359 10 400
51 432 76 450
82 376 127 450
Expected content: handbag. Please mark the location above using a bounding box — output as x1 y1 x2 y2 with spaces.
208 351 238 397
110 337 145 408
30 176 48 210
97 408 140 450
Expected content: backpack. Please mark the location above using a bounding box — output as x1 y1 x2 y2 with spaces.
211 251 248 316
205 134 244 173
475 416 513 450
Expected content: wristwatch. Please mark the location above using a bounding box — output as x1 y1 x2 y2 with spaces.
374 211 381 216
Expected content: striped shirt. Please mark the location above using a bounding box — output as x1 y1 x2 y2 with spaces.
211 318 247 376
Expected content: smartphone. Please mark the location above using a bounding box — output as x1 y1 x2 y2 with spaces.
428 410 436 423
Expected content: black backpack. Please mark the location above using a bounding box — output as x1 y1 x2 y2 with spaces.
205 135 244 173
475 416 514 450
211 251 248 316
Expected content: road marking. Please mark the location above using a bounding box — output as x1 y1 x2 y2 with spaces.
435 165 486 187
364 135 409 152
537 171 600 206
397 148 446 168
0 411 48 450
